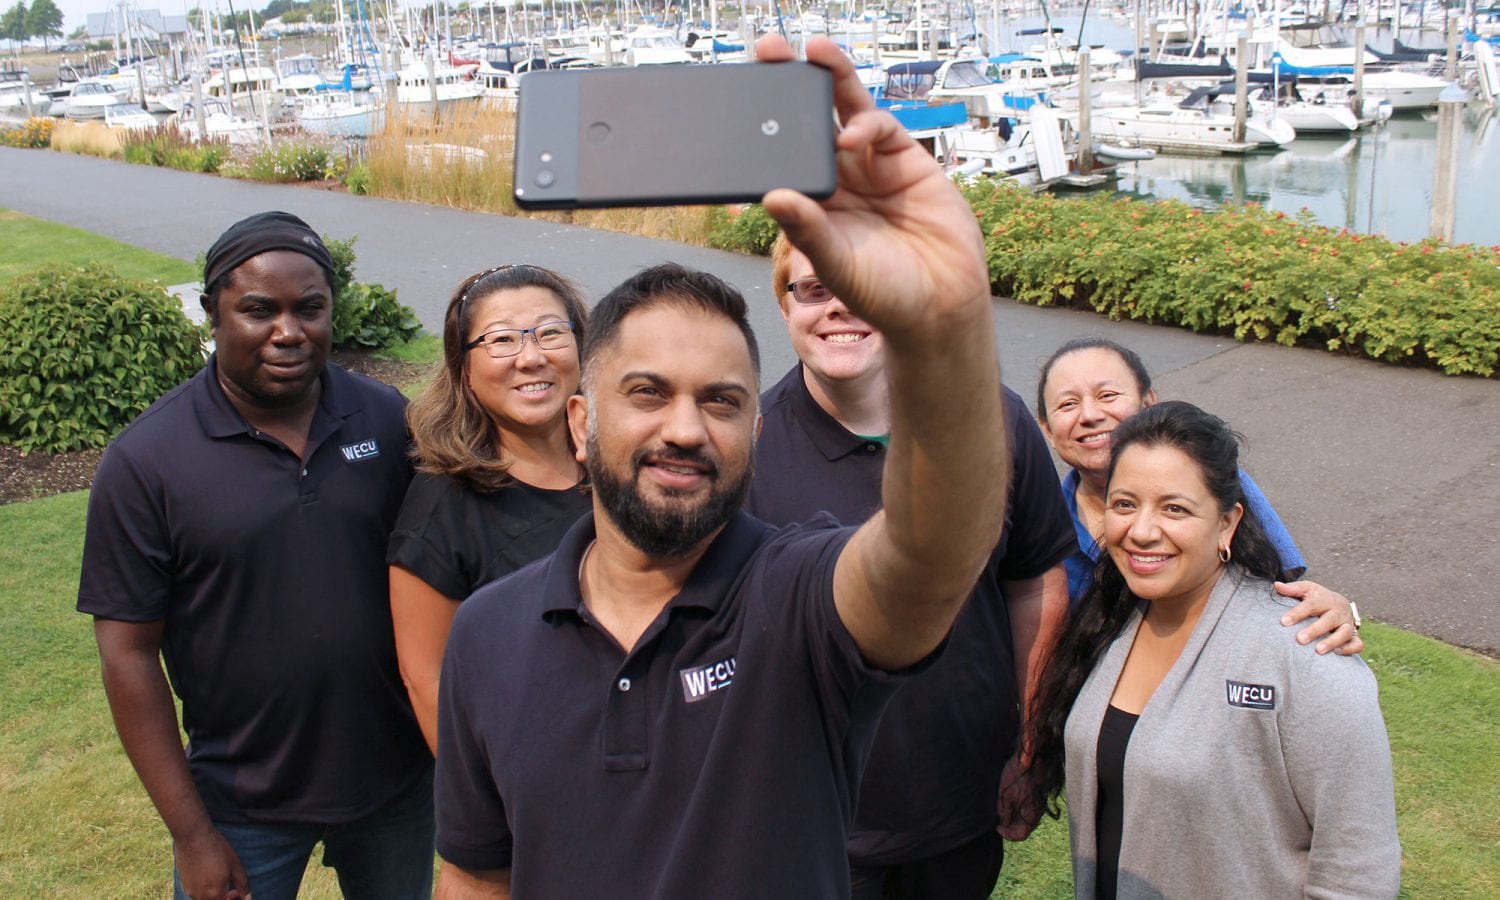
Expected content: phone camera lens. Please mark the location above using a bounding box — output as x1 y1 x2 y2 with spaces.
535 169 556 189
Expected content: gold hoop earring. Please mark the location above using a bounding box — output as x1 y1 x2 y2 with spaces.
1218 546 1232 564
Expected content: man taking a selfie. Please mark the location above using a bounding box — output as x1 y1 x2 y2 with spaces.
432 35 1010 899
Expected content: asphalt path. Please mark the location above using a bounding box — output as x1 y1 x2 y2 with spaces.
4 148 1496 656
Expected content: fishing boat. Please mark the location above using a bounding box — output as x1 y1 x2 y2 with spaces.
276 54 331 102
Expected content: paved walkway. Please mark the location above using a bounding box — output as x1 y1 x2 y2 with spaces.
3 148 1496 655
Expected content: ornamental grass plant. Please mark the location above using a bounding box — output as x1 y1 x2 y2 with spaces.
47 119 124 158
361 99 720 245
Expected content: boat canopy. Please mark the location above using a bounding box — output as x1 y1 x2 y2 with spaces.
1136 59 1234 80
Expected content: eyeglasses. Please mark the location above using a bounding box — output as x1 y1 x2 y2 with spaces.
464 320 576 358
786 278 836 305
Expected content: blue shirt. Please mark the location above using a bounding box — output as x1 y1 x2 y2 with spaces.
1060 467 1308 606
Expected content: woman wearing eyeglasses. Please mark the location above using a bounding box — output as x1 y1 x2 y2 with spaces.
387 265 591 753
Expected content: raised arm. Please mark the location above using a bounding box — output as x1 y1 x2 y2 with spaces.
94 618 249 900
758 36 1007 670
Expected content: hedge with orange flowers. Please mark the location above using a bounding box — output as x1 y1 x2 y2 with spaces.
962 181 1500 377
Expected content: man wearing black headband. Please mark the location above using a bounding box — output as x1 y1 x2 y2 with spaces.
79 211 434 900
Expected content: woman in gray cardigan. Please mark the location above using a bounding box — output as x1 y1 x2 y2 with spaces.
1009 402 1400 899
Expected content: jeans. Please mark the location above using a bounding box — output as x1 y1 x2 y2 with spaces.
173 769 435 900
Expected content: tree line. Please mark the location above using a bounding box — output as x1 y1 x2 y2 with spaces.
1 0 64 52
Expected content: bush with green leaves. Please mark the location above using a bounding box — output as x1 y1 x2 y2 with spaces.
961 181 1500 376
332 281 422 350
120 127 228 173
243 141 332 183
192 234 421 352
706 203 780 255
0 263 207 453
344 161 373 195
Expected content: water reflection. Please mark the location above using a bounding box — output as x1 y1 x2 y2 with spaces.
1107 107 1498 246
1020 14 1500 246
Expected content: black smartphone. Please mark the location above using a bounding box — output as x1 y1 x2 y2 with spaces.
513 62 837 210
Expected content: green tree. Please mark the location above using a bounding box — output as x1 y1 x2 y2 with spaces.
1 1 28 48
25 0 61 50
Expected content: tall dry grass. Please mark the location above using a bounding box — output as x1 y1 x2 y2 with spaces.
364 98 721 246
49 120 126 159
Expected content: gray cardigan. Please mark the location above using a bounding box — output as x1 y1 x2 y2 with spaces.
1064 568 1400 899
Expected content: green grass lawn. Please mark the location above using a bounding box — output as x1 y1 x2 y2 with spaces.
1 490 1495 897
0 209 200 288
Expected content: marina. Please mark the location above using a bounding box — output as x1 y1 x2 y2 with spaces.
3 3 1497 244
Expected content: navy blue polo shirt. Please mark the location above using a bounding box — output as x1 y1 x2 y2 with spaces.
436 510 916 898
78 358 430 824
747 365 1078 865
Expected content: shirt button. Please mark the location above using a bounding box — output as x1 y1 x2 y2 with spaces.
865 443 880 453
617 678 632 692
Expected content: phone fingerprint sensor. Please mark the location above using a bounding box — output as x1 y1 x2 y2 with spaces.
587 123 611 145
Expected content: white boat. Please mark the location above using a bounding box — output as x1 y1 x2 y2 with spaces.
296 91 384 137
624 26 692 65
276 54 330 101
103 103 159 131
1094 141 1157 160
0 69 51 116
884 58 1046 123
170 97 262 145
59 80 131 119
1091 85 1296 152
204 63 284 116
394 63 484 113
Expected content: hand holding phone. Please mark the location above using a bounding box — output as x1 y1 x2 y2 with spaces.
513 62 837 210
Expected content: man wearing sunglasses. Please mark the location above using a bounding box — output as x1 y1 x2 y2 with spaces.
750 236 1076 900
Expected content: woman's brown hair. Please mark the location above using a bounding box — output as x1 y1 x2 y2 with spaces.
407 264 589 492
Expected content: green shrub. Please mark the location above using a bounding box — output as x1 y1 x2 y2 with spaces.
120 128 227 173
962 182 1500 376
706 203 780 255
244 141 331 183
344 161 373 195
0 264 207 453
194 234 419 351
332 281 422 350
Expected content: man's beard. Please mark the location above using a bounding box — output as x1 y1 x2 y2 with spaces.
586 432 753 559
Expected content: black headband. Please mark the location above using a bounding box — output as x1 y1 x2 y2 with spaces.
202 211 336 291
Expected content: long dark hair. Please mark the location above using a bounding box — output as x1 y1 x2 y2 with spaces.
1020 401 1282 817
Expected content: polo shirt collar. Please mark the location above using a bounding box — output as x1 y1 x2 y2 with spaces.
783 364 875 463
542 509 776 621
193 355 364 439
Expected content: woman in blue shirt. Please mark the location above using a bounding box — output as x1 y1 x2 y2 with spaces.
1035 338 1358 655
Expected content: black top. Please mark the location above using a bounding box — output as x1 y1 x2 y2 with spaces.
1095 704 1140 900
78 359 430 824
387 470 591 600
746 365 1079 865
435 510 924 898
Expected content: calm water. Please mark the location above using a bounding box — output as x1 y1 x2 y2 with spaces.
1008 14 1500 246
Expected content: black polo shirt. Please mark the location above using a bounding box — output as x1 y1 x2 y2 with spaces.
747 365 1078 865
78 358 430 824
436 510 917 898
